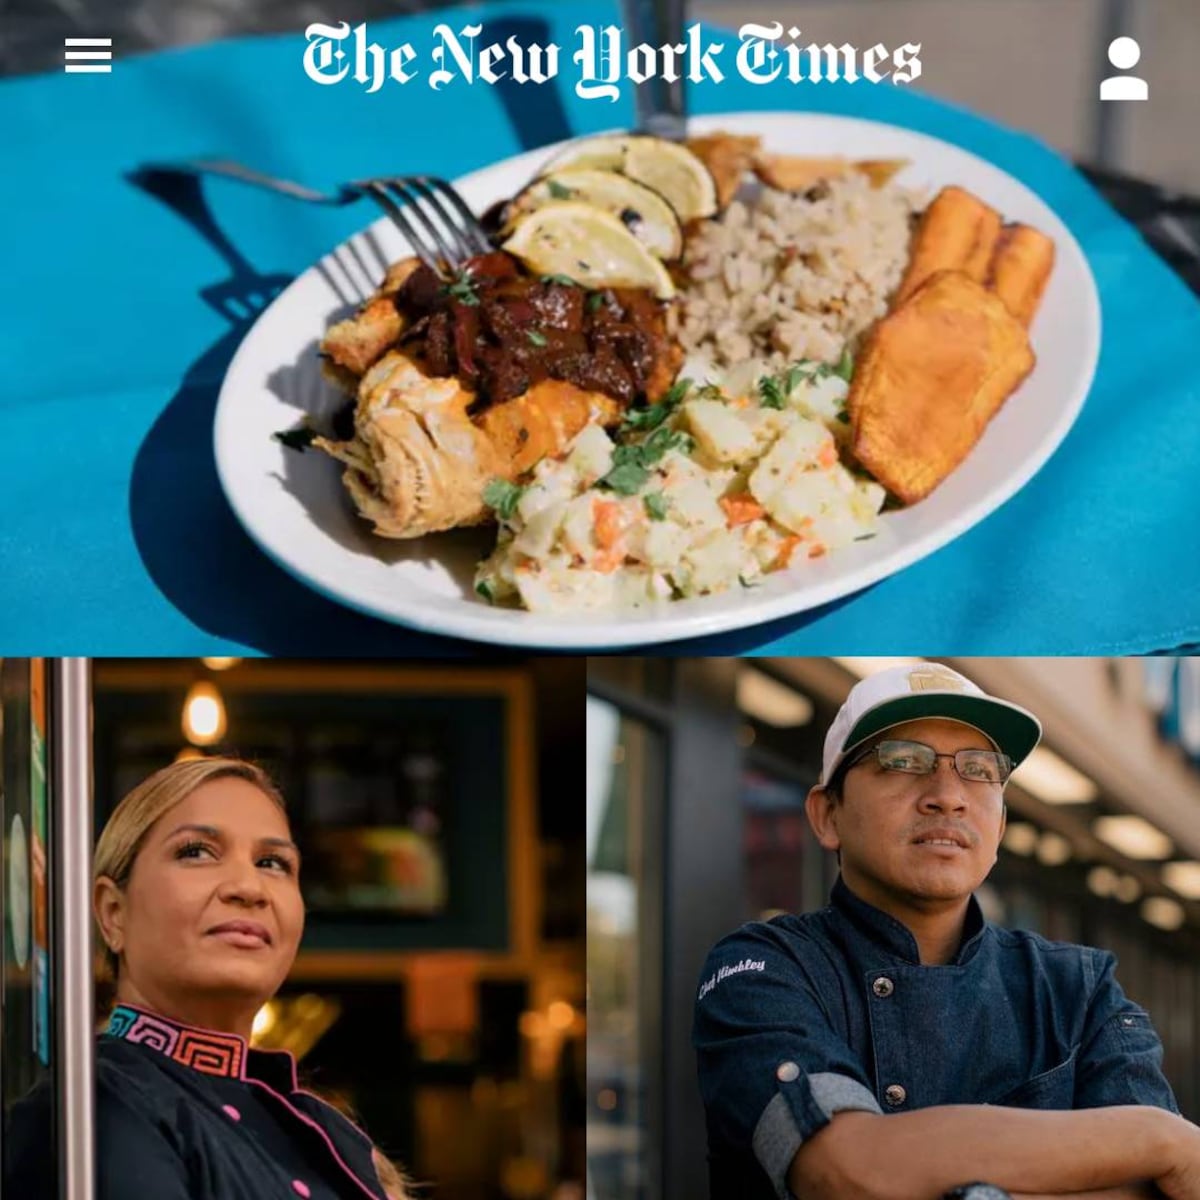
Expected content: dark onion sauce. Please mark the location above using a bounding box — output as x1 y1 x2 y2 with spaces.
394 252 669 407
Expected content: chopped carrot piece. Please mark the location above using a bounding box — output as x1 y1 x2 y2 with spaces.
774 535 803 569
818 442 838 469
593 546 625 574
720 495 767 527
592 498 624 549
808 542 827 559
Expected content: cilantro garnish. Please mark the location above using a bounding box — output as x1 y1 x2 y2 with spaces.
757 355 853 409
784 364 808 393
598 428 691 495
443 271 480 306
547 180 573 200
600 455 650 495
644 492 669 521
621 377 691 433
475 579 495 603
758 374 787 410
585 291 605 313
527 330 548 347
643 425 692 459
482 479 525 520
539 273 578 287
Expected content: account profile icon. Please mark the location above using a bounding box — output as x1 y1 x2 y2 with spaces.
1100 36 1148 101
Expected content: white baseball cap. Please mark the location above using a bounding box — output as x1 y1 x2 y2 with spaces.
820 663 1042 785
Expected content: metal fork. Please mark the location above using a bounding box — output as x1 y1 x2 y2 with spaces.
145 158 493 275
622 0 687 140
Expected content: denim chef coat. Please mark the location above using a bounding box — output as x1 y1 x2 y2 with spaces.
5 1004 389 1200
693 877 1180 1200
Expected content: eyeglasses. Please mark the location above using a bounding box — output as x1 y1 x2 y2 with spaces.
845 739 1013 785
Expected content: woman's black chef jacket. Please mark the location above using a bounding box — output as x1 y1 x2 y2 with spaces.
6 1004 389 1200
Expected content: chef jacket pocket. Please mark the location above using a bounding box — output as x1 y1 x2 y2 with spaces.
992 1049 1077 1109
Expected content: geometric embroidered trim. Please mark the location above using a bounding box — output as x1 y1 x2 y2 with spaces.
108 1005 246 1079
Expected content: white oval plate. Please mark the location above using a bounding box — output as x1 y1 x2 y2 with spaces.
214 111 1100 649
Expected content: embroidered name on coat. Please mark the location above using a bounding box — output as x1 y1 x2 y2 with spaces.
698 958 766 1000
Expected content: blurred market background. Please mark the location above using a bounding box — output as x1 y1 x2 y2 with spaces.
1 657 584 1200
587 657 1200 1199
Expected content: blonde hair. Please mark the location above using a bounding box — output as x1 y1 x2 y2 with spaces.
373 1147 413 1200
93 757 286 979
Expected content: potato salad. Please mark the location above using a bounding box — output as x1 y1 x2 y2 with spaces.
473 358 885 613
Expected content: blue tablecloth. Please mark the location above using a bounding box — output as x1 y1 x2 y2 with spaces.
2 0 1198 655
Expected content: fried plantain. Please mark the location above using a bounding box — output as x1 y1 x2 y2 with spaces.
894 186 1002 305
987 223 1056 327
849 270 1035 504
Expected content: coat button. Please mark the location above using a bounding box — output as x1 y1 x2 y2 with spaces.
884 1084 907 1107
291 1183 311 1198
776 1061 800 1083
872 976 894 998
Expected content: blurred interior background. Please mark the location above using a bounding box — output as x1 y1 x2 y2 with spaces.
587 657 1200 1199
1 656 584 1200
2 0 1196 192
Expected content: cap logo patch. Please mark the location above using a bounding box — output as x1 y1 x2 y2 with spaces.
907 666 967 693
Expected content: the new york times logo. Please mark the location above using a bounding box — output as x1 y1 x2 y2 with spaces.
302 21 922 97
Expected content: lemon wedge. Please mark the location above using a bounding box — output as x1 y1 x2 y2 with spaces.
505 169 683 261
623 138 719 222
537 134 720 223
502 202 676 299
538 135 634 173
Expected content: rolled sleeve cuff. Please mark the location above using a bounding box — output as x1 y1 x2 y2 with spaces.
751 1072 882 1199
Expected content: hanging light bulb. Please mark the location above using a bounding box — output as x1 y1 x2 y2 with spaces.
201 657 242 672
183 681 226 746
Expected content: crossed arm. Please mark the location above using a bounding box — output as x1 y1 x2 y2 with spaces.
788 1104 1200 1200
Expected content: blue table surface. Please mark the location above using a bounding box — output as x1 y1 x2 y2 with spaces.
2 0 1199 657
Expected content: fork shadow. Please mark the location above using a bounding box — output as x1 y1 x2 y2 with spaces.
124 168 490 655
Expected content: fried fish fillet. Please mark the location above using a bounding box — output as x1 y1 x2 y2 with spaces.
683 133 907 208
321 258 422 379
753 155 909 193
987 223 1056 327
315 349 620 538
849 270 1035 504
685 133 762 209
894 186 1002 305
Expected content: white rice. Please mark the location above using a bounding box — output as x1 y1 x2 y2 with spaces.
672 173 919 369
